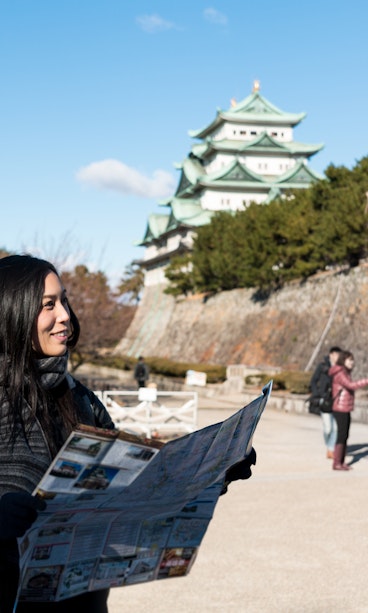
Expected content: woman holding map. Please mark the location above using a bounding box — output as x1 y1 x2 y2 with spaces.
0 253 258 612
0 254 115 612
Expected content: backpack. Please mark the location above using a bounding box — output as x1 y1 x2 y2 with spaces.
308 359 332 414
135 363 146 380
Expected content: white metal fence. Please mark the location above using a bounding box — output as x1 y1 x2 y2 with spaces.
95 389 198 438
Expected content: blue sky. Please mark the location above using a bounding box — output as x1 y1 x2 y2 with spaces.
1 1 368 286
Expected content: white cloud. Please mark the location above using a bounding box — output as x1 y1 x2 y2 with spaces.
136 14 176 33
203 7 228 26
76 159 176 199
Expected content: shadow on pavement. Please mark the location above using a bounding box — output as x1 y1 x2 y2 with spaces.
347 442 368 465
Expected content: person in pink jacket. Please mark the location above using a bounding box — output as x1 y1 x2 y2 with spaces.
329 350 368 470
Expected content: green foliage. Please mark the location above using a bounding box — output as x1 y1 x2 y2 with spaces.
118 263 145 304
271 371 312 394
245 370 311 394
146 357 226 383
164 156 368 295
89 355 227 384
87 354 138 371
164 253 195 296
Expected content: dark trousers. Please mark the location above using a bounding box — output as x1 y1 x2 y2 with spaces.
15 589 109 612
0 540 20 613
333 411 351 445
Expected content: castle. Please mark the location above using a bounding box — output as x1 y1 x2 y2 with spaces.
136 81 323 288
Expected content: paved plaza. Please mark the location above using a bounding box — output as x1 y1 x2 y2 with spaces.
108 390 368 613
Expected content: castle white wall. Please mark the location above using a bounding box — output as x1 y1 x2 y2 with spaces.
142 229 196 286
212 123 294 142
205 153 297 177
144 266 168 287
201 189 265 211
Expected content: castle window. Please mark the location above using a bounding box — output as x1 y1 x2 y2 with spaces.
271 131 278 137
250 130 257 135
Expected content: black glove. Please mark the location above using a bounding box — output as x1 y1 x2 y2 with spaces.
220 447 257 495
0 492 46 540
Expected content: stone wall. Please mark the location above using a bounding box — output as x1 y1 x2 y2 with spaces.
114 263 368 377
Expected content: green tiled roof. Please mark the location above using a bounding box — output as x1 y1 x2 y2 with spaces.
137 199 213 245
167 199 213 231
232 90 303 119
265 186 282 203
136 213 169 245
174 156 324 198
190 91 306 139
204 158 265 184
192 132 323 159
174 158 203 196
275 160 324 185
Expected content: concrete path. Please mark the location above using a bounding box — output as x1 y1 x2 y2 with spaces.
107 391 368 613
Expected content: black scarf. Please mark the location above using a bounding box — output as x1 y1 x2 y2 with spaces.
33 353 69 390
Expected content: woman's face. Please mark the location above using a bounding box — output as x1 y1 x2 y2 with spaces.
32 272 71 357
345 356 355 371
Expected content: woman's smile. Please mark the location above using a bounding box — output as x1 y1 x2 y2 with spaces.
32 272 71 357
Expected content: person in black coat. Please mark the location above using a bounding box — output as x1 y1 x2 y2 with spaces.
0 255 114 613
0 255 256 612
134 356 149 388
310 346 341 459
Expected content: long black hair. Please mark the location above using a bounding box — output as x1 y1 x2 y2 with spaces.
0 254 80 451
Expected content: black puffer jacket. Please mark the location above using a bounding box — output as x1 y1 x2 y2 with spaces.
68 375 115 431
310 355 332 412
0 376 114 499
0 377 114 613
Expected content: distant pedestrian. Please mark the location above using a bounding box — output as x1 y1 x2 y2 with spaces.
134 356 149 389
329 350 368 471
309 346 341 459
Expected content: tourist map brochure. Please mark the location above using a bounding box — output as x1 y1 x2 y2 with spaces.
16 382 272 603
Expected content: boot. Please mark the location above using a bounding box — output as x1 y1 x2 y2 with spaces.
333 443 345 470
341 443 352 470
